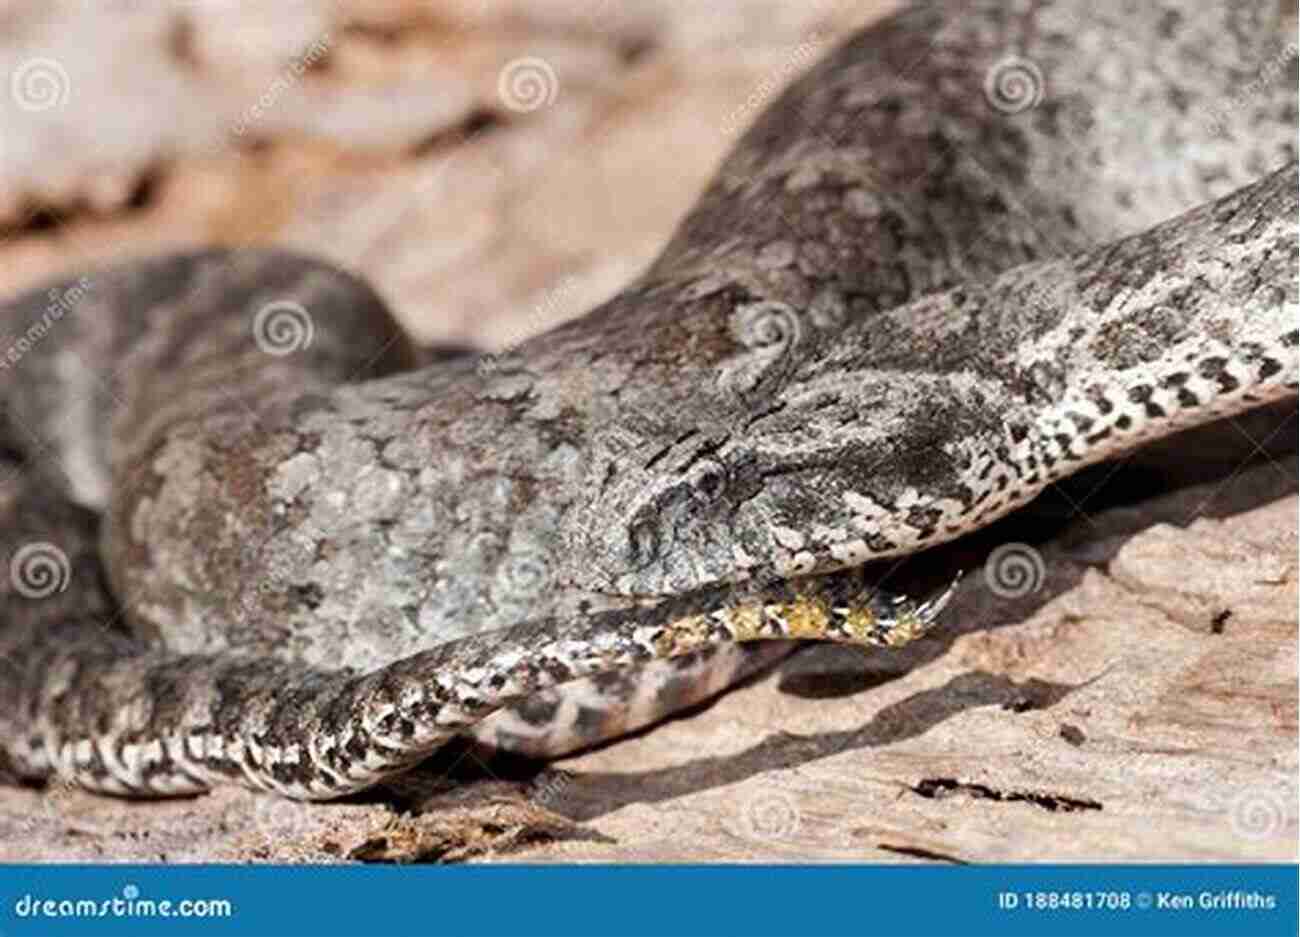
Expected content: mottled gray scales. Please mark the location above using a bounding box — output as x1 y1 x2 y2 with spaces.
1 0 1296 800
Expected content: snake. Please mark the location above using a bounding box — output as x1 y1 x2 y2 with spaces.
0 0 1295 801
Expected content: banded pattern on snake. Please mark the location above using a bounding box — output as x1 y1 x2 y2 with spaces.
0 0 1296 800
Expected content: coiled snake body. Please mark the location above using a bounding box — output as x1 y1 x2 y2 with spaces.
1 0 1296 800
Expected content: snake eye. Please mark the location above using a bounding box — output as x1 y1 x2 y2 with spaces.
692 459 727 502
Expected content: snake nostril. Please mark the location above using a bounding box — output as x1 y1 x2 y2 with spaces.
627 518 662 569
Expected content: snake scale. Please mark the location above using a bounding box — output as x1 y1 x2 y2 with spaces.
0 0 1296 801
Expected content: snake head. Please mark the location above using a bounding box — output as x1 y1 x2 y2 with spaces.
579 437 772 597
575 368 1025 600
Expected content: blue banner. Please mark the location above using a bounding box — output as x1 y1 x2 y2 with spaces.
1 864 1295 937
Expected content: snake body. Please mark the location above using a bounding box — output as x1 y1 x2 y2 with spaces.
0 0 1296 799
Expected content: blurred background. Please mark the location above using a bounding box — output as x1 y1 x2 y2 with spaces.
0 0 889 348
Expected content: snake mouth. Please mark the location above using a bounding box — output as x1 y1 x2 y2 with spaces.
570 562 965 657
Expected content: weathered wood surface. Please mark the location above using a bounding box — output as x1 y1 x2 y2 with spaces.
0 0 1294 862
